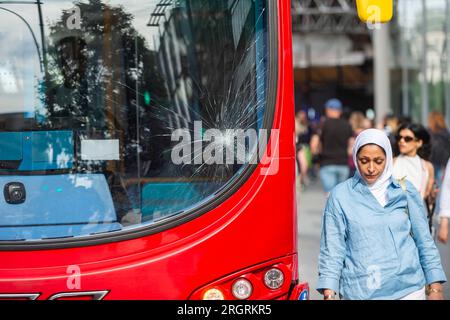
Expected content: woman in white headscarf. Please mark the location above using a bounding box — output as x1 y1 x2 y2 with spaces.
317 129 446 300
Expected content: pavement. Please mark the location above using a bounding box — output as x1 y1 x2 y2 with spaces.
296 177 326 300
296 176 450 300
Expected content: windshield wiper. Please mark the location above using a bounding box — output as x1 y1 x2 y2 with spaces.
0 160 22 170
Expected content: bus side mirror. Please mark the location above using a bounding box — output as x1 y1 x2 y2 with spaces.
356 0 393 23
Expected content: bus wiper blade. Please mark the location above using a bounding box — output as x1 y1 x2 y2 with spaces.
89 228 123 236
41 235 75 240
0 160 22 170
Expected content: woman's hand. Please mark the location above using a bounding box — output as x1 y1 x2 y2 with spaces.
323 289 336 300
427 284 444 300
438 218 449 244
427 291 444 300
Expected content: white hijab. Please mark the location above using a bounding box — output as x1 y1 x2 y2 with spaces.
353 129 393 207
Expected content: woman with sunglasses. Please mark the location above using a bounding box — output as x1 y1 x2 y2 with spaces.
393 123 435 202
317 129 446 300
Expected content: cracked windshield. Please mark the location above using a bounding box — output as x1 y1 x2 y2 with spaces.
0 0 268 241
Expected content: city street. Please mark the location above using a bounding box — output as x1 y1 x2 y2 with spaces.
296 177 450 300
296 178 326 301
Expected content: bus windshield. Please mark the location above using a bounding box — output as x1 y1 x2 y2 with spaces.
0 0 269 242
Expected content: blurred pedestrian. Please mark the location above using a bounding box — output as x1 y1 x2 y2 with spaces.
427 112 450 227
296 109 314 145
295 110 312 189
392 123 436 233
428 111 450 185
348 111 371 177
437 159 450 244
383 114 400 156
310 99 353 195
349 111 368 134
398 115 412 127
317 128 446 300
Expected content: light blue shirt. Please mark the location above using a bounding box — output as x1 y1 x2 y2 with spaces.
317 175 447 300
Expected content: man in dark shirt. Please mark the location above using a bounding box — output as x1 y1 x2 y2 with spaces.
310 99 353 195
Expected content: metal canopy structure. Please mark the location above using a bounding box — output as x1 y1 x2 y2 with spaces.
291 0 369 34
291 0 375 117
147 0 172 27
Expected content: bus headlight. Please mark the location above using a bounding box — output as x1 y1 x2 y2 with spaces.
264 268 284 290
202 288 225 300
231 278 253 300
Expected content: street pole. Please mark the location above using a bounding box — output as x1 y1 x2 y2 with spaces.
135 34 141 210
445 0 450 125
421 0 429 126
0 6 43 72
36 0 48 77
401 0 409 117
0 1 47 75
374 23 391 125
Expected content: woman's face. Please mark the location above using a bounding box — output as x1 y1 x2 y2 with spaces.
357 144 387 185
397 129 422 156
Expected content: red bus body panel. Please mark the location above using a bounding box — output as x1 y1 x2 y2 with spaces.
0 0 301 300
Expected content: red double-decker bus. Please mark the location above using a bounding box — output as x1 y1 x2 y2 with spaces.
0 0 308 300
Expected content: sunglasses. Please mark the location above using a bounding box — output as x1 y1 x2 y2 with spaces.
396 135 417 143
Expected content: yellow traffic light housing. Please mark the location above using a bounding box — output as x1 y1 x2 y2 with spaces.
356 0 393 23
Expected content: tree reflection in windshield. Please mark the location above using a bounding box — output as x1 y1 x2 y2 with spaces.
0 0 268 238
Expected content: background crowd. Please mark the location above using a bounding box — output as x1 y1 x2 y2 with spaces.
295 98 450 245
